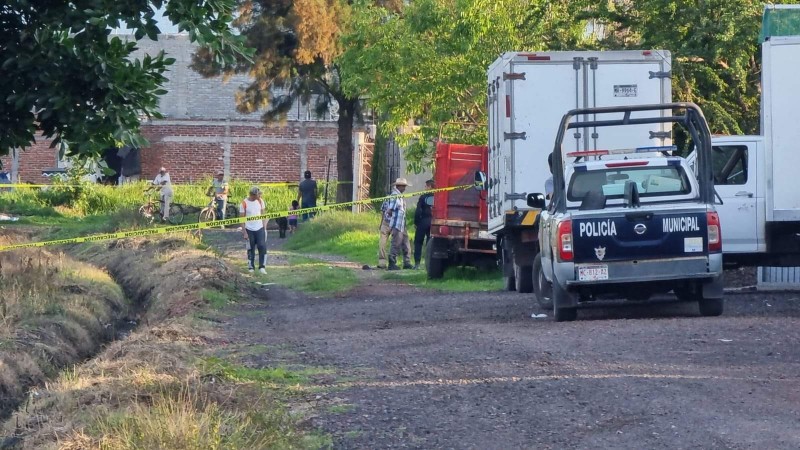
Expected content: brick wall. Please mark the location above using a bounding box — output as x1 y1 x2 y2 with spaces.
0 137 59 184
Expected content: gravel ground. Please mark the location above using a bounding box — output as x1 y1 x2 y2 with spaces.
205 230 800 449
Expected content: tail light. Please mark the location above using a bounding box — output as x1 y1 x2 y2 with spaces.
707 212 721 252
557 220 573 261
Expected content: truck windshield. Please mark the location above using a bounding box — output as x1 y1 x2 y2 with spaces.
568 166 691 202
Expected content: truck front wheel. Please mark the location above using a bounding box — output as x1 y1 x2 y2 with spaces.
425 239 446 279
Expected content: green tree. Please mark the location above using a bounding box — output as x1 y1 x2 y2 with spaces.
192 0 395 203
1 0 250 158
337 0 589 168
579 0 800 136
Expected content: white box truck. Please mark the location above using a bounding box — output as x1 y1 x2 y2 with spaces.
688 31 800 266
486 50 672 292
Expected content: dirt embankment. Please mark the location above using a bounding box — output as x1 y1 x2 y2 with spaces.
0 231 128 420
2 235 308 449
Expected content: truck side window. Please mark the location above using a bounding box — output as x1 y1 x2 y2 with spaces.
711 145 748 185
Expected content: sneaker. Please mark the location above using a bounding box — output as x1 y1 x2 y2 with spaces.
248 267 254 273
413 264 420 270
387 265 401 271
259 267 267 275
377 264 387 269
402 263 414 270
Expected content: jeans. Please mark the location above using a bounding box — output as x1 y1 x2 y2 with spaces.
246 227 267 269
414 224 431 266
215 198 227 219
389 227 412 267
301 201 316 222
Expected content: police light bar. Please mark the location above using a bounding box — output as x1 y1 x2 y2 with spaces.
566 150 609 158
635 145 678 153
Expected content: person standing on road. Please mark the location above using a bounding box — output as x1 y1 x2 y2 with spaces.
152 167 173 222
206 171 230 219
240 186 268 274
298 170 318 222
413 179 435 269
386 178 413 271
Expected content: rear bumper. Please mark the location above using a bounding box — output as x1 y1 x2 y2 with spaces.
556 254 723 287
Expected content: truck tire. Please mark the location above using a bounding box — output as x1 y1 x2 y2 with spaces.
532 254 553 309
699 298 724 317
514 263 533 293
426 239 446 279
552 275 577 322
501 245 516 291
674 281 724 317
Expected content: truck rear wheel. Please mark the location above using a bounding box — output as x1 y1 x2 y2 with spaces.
501 244 516 291
699 298 724 317
552 275 577 322
532 254 553 309
426 239 446 279
514 263 533 293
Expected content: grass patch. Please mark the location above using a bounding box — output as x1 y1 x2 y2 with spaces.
283 211 503 291
202 357 332 385
327 404 356 414
383 266 504 292
284 210 382 266
259 253 359 294
201 288 233 309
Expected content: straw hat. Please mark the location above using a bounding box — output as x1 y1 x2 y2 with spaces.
394 177 411 187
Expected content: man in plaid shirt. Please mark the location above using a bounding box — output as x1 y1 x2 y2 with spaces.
384 178 414 270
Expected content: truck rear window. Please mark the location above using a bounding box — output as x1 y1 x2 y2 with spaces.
568 166 691 202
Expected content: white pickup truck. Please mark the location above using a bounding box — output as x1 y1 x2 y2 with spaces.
685 35 800 268
533 103 723 322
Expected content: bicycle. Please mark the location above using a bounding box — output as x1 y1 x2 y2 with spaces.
139 187 185 225
199 195 238 225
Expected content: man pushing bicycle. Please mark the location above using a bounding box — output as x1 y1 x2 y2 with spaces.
205 171 230 219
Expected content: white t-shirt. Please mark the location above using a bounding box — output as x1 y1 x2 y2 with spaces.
240 198 267 231
153 173 173 196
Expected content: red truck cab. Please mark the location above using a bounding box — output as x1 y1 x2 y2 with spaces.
426 142 497 279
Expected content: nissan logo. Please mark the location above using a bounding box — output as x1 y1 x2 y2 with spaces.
634 223 647 235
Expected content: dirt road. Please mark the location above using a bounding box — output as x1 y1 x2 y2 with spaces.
209 230 800 449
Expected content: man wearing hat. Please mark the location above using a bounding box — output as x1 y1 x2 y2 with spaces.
206 170 230 220
381 178 414 270
151 166 173 222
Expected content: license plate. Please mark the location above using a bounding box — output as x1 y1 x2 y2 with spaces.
577 265 609 281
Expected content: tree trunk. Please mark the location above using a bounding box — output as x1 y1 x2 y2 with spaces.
335 98 357 204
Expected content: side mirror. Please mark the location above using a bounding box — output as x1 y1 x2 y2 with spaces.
527 192 546 209
474 171 487 191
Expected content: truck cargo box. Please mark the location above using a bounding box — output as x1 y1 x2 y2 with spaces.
487 50 672 234
432 142 488 227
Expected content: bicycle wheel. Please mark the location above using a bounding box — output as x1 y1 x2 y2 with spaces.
139 204 155 223
168 204 185 225
225 204 239 226
199 208 216 224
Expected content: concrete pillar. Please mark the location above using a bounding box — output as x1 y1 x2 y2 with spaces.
298 122 308 178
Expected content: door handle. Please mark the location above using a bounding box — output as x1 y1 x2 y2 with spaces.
735 191 754 198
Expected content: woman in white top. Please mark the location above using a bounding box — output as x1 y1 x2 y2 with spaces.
240 186 268 274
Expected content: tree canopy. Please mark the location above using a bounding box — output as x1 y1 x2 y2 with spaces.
337 0 589 169
0 0 250 158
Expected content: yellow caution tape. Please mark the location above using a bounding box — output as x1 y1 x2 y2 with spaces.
0 185 471 252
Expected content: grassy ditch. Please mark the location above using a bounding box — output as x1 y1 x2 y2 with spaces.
0 233 129 419
284 210 503 291
1 234 329 448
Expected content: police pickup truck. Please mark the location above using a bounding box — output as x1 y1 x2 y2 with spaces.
532 103 724 322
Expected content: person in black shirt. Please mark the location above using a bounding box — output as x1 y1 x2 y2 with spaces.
297 170 318 222
413 179 435 269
